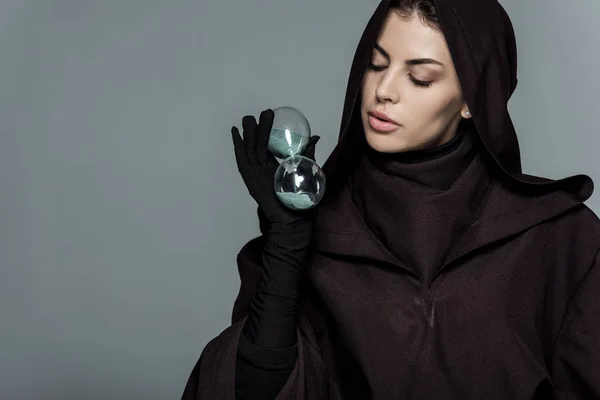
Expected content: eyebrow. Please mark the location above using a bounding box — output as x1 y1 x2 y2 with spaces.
374 43 444 66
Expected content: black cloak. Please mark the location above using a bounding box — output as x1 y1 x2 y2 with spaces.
182 0 600 398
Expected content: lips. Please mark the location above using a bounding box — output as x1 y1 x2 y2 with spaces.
367 109 400 133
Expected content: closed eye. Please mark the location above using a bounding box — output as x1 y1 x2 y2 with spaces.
367 62 433 88
367 61 387 72
409 75 433 88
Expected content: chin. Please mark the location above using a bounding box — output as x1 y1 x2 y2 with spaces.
365 130 415 153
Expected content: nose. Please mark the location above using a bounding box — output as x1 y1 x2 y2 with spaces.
375 72 400 104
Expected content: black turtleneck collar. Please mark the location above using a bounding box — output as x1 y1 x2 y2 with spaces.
361 126 475 192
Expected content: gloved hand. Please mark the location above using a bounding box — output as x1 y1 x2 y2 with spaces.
231 109 320 228
232 109 321 350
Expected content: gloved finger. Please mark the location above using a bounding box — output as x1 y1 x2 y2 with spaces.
257 109 275 164
302 135 320 161
242 115 258 165
231 126 247 170
257 206 269 235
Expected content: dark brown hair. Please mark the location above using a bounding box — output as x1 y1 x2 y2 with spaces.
390 0 440 30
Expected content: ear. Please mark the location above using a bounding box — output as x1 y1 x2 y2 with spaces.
461 103 472 119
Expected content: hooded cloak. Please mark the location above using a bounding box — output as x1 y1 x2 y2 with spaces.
348 123 490 286
182 0 600 398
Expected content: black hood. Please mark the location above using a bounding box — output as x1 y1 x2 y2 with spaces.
321 0 593 202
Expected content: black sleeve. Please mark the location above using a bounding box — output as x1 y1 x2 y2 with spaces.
235 219 313 399
551 250 600 399
235 267 302 399
235 330 298 399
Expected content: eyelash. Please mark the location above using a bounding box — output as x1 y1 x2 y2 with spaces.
367 62 433 88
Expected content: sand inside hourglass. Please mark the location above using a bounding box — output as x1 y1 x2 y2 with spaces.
275 191 315 210
268 128 309 159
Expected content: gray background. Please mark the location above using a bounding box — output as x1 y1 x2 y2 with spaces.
1 0 597 398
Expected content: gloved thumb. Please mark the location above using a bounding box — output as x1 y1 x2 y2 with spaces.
303 135 321 161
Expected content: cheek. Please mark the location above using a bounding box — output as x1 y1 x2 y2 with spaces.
361 75 378 104
412 88 462 122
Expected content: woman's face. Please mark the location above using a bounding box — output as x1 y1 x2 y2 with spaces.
361 10 471 153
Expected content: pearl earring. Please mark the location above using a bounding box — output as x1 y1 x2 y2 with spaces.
465 111 471 117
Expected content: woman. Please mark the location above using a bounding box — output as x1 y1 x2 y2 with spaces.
182 0 600 398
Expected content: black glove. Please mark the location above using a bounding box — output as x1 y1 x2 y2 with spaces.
231 109 320 227
231 108 321 345
232 109 321 399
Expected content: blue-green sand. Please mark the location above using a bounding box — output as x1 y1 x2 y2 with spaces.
268 128 309 159
276 191 315 210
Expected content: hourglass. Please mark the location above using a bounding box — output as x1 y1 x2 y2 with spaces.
269 106 326 210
